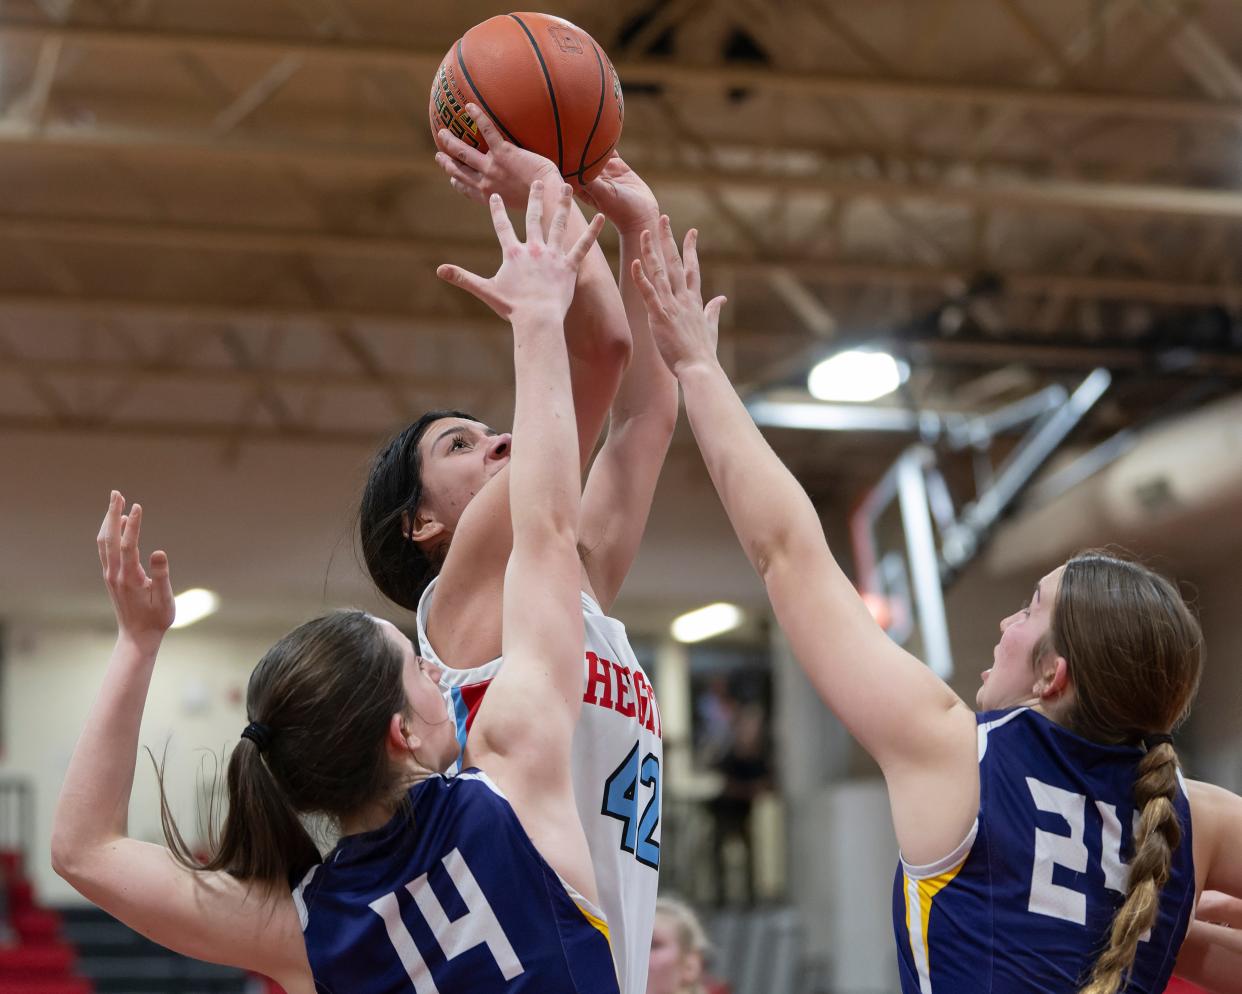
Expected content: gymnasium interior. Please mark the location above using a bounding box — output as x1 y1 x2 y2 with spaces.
1 1 1241 992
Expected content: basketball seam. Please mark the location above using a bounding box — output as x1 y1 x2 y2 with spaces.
577 142 616 177
574 41 609 185
455 38 524 149
508 13 564 174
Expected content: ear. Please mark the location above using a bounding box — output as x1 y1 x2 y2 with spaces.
402 508 446 547
387 712 421 759
1035 655 1071 701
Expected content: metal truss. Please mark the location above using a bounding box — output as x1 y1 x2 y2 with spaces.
1 0 1240 447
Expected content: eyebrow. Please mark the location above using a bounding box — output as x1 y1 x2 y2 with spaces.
432 425 464 452
432 423 498 453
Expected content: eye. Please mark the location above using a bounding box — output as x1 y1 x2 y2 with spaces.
1020 599 1032 618
449 433 470 452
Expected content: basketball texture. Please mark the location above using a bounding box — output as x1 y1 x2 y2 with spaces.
429 12 624 186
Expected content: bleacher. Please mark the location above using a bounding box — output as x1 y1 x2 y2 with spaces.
56 907 252 994
706 906 805 994
0 777 258 994
0 779 92 994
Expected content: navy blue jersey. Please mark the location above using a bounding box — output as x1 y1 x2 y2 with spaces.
296 770 617 994
893 708 1194 994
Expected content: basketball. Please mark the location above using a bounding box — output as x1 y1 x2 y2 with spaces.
429 12 624 186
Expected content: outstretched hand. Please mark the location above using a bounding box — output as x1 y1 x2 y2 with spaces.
97 491 175 648
631 216 727 375
435 102 560 208
437 180 605 324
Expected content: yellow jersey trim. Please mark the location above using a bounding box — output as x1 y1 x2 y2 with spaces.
903 855 969 994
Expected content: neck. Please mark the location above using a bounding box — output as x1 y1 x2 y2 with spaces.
1031 696 1076 728
338 767 434 837
339 797 400 837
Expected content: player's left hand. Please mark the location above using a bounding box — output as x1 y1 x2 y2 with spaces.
436 103 560 209
578 152 659 236
632 217 728 376
97 491 176 650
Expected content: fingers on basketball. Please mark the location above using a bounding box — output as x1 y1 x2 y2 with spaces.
466 104 505 151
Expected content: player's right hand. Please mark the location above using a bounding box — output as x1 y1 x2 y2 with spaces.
578 152 659 237
436 103 560 208
437 181 604 325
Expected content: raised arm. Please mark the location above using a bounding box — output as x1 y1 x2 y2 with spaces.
435 105 630 466
576 154 680 611
437 183 605 903
1169 781 1242 991
427 106 631 660
51 494 309 990
632 228 979 864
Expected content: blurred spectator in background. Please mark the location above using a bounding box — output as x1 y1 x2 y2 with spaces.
708 703 771 906
695 676 737 767
647 896 728 994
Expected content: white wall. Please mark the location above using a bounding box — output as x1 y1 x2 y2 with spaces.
2 619 287 905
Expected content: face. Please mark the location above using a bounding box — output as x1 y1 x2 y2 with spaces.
646 916 700 994
976 565 1065 712
376 619 459 773
414 418 511 538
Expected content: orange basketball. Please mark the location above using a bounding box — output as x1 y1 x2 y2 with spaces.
429 12 624 186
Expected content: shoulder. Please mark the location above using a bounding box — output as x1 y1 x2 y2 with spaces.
414 576 438 630
1186 779 1242 838
432 769 512 815
951 706 1027 766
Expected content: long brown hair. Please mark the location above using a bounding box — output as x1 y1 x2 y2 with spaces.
359 410 479 611
156 611 410 886
1047 552 1203 994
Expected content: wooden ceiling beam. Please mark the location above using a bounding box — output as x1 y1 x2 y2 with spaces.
3 20 1242 126
0 218 1236 307
0 354 488 393
2 122 1240 220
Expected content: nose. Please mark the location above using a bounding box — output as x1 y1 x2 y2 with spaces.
999 612 1017 633
426 661 444 684
486 433 512 461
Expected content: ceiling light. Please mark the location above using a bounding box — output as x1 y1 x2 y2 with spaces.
808 350 909 403
670 602 744 643
170 588 220 629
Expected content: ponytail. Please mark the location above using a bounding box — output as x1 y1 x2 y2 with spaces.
1078 741 1182 994
153 739 320 887
149 611 410 889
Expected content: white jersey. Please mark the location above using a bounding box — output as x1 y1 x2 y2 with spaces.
416 576 661 994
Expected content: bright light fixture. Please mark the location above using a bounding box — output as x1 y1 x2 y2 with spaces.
670 602 744 643
808 349 908 403
170 588 220 629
